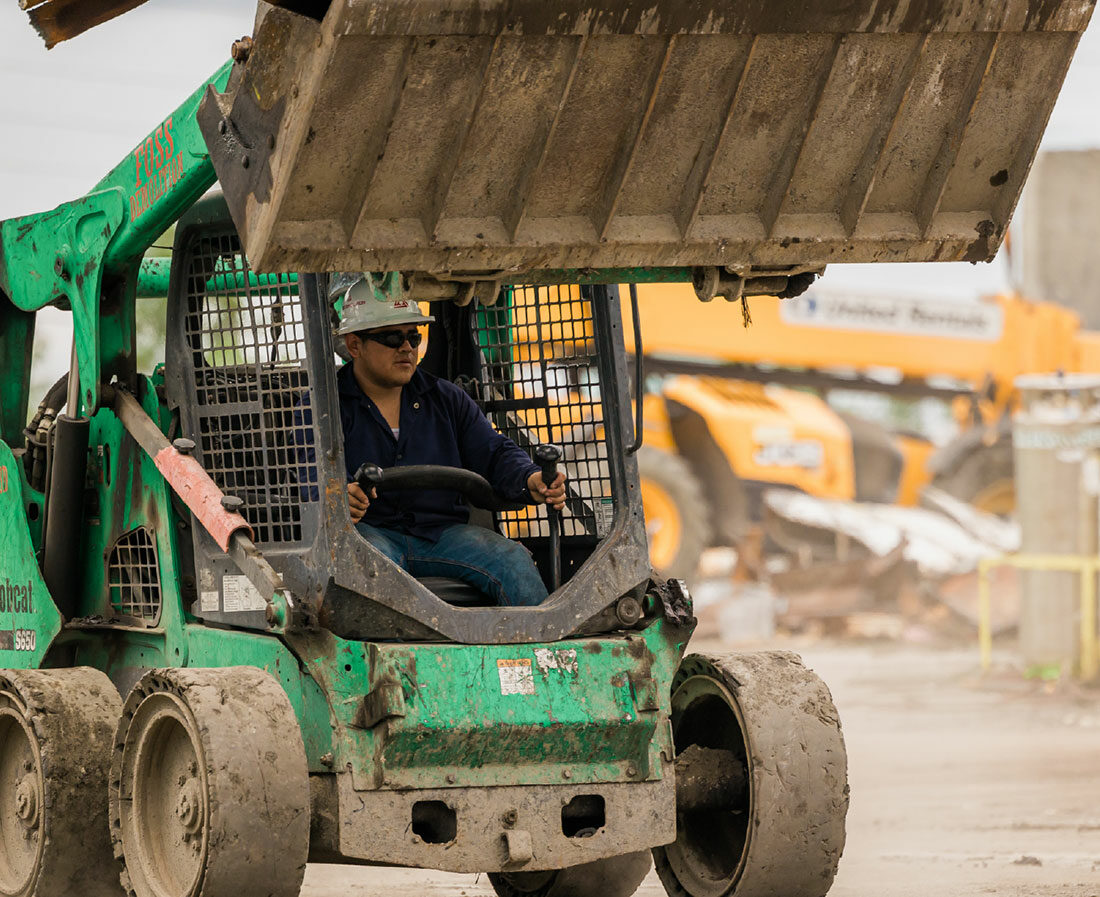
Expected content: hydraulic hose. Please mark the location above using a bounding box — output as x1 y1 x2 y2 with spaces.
42 344 89 619
23 373 69 492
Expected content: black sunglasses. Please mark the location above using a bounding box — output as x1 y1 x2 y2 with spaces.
362 329 423 349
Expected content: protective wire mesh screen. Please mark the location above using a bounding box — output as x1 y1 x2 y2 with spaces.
472 285 613 539
183 232 318 544
107 527 161 623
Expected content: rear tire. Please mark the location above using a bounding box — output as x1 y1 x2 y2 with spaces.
489 851 653 897
111 667 309 897
653 652 847 897
637 446 711 581
0 667 123 897
932 437 1015 515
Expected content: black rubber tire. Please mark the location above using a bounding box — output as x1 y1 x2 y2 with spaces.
837 411 904 503
111 667 309 897
653 652 848 897
637 446 712 581
932 437 1015 515
0 667 124 897
489 851 653 897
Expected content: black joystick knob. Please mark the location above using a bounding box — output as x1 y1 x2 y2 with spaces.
533 444 562 487
355 462 384 493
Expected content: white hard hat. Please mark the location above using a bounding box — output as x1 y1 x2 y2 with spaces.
336 276 435 335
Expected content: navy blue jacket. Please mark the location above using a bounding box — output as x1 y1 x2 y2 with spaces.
337 363 539 540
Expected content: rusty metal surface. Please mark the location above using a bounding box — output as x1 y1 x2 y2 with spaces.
203 0 1094 275
19 0 154 48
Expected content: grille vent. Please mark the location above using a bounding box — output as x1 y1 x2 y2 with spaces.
107 527 161 624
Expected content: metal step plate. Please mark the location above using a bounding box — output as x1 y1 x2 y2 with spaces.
200 0 1095 275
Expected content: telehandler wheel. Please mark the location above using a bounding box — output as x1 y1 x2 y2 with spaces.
932 438 1015 516
653 652 848 897
0 668 123 897
488 850 653 897
637 446 711 581
110 668 309 897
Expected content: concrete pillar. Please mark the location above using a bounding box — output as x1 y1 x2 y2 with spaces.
1017 150 1100 325
1014 374 1100 673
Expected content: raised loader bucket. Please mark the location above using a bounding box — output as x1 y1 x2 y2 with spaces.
199 0 1095 276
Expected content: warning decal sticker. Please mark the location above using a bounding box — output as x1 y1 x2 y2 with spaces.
222 575 267 612
534 648 579 675
497 658 535 695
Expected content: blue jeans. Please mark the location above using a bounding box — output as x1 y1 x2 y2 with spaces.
355 523 549 607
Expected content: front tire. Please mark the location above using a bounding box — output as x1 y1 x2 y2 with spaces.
653 652 848 897
111 667 309 897
932 437 1015 515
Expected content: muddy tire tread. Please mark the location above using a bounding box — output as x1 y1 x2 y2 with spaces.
653 651 848 897
0 667 124 897
110 666 309 897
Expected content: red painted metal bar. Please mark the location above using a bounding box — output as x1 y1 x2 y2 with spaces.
113 388 252 551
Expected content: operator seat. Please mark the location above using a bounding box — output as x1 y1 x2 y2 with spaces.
412 508 504 607
417 577 496 607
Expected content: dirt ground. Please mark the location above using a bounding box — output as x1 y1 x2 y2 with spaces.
300 639 1100 897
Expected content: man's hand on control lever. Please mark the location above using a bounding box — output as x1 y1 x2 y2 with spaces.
527 470 567 510
347 482 377 524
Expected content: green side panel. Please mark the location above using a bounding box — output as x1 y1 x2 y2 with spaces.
0 440 62 669
305 620 684 791
76 386 177 626
0 302 34 446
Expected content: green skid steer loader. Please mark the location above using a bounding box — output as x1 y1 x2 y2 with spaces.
0 2 1092 896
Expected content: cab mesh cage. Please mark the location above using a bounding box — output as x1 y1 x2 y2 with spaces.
471 285 614 540
106 526 161 623
181 232 318 545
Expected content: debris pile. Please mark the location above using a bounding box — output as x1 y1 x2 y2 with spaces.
693 487 1021 643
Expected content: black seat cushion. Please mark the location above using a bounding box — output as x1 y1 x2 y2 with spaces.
417 576 495 607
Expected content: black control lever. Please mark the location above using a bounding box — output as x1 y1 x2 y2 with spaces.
533 444 563 592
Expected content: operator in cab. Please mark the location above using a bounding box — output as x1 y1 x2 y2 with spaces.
335 277 566 607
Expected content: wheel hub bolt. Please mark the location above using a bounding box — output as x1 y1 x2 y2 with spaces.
14 776 38 828
175 779 202 833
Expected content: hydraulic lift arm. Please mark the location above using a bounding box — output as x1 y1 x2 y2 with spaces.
0 62 232 419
